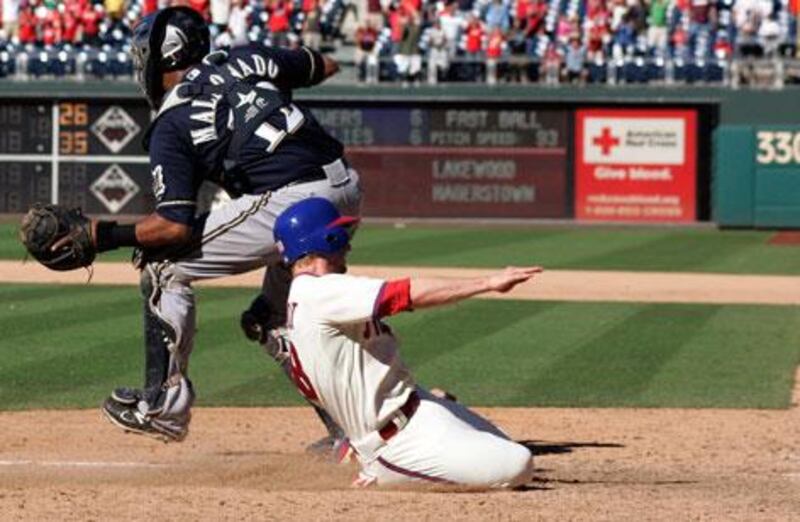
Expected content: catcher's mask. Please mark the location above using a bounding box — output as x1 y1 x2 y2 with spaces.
131 7 210 109
274 198 360 265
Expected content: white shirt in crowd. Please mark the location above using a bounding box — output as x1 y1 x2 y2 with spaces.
2 0 19 25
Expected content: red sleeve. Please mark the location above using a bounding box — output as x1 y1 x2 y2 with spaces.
374 278 412 318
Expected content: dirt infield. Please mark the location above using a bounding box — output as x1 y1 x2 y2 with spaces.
3 260 800 304
1 263 799 520
1 394 799 521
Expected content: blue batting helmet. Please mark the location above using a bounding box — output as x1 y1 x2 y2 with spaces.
274 198 359 264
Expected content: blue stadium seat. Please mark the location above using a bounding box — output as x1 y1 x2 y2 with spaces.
587 62 607 83
672 59 687 82
111 52 133 78
86 52 111 79
704 61 724 83
0 50 14 78
27 51 52 77
645 60 665 82
685 61 703 83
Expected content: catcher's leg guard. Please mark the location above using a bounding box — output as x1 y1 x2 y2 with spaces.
135 262 196 432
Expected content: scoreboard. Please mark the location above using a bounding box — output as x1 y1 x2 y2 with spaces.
0 100 152 215
0 98 570 218
313 103 568 218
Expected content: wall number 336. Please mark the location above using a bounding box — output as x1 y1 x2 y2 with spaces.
756 131 800 165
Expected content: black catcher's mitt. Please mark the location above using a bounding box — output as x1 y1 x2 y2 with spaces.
19 203 96 271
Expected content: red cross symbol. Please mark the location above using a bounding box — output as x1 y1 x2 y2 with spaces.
592 127 620 156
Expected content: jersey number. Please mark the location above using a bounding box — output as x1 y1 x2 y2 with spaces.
288 343 319 403
254 103 305 153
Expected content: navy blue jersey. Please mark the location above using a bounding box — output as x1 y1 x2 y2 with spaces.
146 45 344 225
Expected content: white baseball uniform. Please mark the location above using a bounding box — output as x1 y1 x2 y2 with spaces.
286 273 533 488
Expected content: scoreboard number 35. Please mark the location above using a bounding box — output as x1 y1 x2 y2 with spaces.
58 102 89 155
756 130 800 165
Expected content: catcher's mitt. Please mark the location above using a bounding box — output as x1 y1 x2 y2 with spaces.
19 203 96 271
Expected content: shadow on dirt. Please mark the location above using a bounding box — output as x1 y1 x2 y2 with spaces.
518 439 625 456
514 440 626 491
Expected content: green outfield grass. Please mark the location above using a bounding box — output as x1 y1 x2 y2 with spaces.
2 222 799 273
0 284 797 410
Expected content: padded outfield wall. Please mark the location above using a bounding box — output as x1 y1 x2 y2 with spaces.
0 81 797 228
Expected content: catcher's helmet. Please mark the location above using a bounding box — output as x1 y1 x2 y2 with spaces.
274 198 359 264
131 7 209 109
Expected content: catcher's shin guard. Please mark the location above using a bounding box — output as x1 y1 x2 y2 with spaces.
137 263 196 423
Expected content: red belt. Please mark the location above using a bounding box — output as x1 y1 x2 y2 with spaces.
378 391 420 441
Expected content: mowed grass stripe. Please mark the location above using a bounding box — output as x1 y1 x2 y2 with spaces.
0 287 136 347
391 299 554 371
0 285 280 409
2 223 800 274
639 306 800 408
563 231 764 272
520 305 719 407
348 225 797 274
1 284 798 410
408 302 643 406
0 286 145 408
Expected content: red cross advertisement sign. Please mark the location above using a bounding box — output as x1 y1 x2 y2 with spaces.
574 108 697 222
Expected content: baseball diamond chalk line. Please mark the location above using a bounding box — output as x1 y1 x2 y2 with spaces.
1 261 799 305
0 460 166 468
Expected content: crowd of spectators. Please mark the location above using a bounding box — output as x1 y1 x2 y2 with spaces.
354 0 800 84
0 0 354 78
0 0 354 52
0 0 798 84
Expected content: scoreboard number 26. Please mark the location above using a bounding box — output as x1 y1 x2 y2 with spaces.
58 102 89 155
756 130 800 165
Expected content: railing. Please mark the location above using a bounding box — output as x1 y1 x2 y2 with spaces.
3 49 800 89
328 56 800 89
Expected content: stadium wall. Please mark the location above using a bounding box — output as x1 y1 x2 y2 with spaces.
0 81 798 228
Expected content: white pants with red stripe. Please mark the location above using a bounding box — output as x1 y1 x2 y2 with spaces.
357 388 533 488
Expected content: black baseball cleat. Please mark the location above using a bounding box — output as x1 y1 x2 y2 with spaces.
101 397 187 443
110 387 144 406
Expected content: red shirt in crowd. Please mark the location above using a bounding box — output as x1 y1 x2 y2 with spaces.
388 7 407 42
524 0 547 36
586 0 606 18
63 12 79 42
19 9 37 44
268 0 292 33
143 0 159 16
516 0 530 21
690 0 711 24
81 8 102 38
42 23 60 46
401 0 420 14
188 0 210 19
486 31 504 58
465 20 484 54
356 25 378 51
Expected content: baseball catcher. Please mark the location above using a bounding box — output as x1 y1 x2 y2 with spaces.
20 6 361 453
